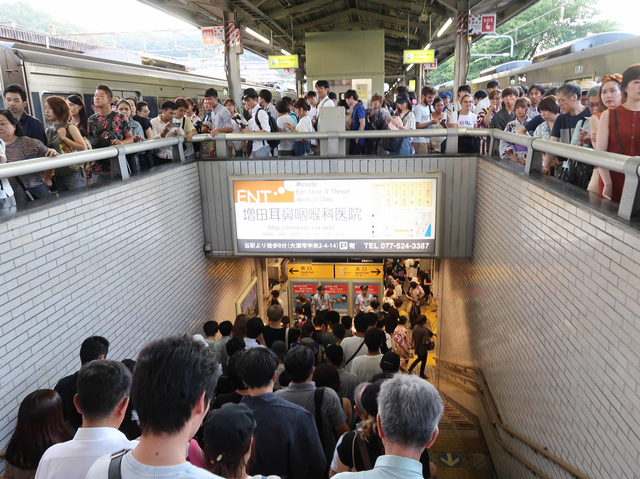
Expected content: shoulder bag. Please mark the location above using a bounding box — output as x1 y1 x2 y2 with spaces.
344 338 366 367
107 449 130 479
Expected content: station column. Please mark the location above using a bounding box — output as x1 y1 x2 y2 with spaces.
224 11 242 106
452 0 469 97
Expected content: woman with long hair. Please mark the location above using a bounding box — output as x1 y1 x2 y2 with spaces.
388 93 415 155
427 98 447 153
232 314 249 339
476 89 501 154
596 65 640 202
4 390 71 478
313 363 353 426
500 97 531 165
66 94 89 137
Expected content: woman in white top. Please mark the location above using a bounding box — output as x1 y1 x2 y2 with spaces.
447 94 478 153
500 97 531 164
289 98 312 156
388 93 415 155
276 100 297 156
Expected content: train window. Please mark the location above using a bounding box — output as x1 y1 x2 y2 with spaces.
518 74 527 84
40 92 82 126
509 76 516 85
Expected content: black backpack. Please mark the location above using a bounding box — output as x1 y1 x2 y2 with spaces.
255 107 280 149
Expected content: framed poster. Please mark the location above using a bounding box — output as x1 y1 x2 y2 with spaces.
353 283 381 313
236 277 259 317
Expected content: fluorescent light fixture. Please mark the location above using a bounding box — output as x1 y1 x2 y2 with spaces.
281 49 291 55
407 64 414 72
423 43 431 50
246 27 270 45
437 18 453 37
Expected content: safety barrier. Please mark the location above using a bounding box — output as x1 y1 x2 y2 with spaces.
434 358 593 479
0 129 638 219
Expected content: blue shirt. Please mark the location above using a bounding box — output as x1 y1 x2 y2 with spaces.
334 455 424 479
19 113 47 146
242 393 326 479
351 103 367 145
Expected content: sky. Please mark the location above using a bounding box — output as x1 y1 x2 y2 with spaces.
0 0 638 35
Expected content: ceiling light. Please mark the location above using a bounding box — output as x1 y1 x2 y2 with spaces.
406 64 414 72
246 27 270 45
281 49 291 56
437 18 453 37
423 43 431 50
397 78 401 82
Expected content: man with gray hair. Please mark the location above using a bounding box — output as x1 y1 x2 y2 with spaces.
36 360 137 479
334 374 443 479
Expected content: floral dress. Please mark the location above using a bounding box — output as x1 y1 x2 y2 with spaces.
394 324 411 368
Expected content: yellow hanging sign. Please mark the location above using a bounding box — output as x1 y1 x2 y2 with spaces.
335 265 384 279
287 264 334 278
403 50 435 64
268 55 299 69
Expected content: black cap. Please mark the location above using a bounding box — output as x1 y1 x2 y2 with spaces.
271 340 287 359
317 284 325 290
204 403 256 459
396 93 410 104
361 381 382 417
243 88 259 99
381 352 400 372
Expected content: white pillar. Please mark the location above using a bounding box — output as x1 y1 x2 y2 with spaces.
453 0 469 97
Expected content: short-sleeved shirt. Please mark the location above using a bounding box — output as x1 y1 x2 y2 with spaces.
340 336 366 373
413 103 432 144
351 103 367 145
351 354 383 383
451 111 477 128
88 111 131 175
248 104 271 150
19 113 47 145
312 292 331 311
275 382 347 466
133 115 152 135
211 103 233 131
337 368 358 405
277 114 298 151
262 325 287 348
54 371 82 431
551 107 591 145
525 114 545 133
355 293 372 313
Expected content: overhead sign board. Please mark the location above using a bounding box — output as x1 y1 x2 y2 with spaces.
231 175 441 256
335 265 383 279
425 60 438 70
287 264 335 278
202 26 225 46
468 14 496 35
268 55 299 69
404 50 435 64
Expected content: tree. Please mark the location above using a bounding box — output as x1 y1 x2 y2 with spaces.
428 0 619 86
0 2 85 35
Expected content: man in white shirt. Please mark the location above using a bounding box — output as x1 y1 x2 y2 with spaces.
476 80 500 112
36 360 137 479
86 336 222 479
205 88 233 139
413 86 436 154
150 100 181 163
340 314 369 373
355 285 373 313
241 88 271 158
244 317 266 349
351 329 384 383
315 80 335 117
307 91 318 122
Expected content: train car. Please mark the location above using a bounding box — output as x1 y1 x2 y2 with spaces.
469 33 640 92
0 42 296 124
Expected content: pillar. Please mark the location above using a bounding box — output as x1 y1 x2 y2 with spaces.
416 64 424 97
224 12 243 107
453 0 469 97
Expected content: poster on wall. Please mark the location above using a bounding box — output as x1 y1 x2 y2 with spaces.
292 282 349 316
231 175 441 256
236 277 259 316
353 283 381 313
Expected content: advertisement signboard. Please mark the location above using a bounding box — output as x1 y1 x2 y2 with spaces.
403 50 435 64
292 282 349 315
268 55 299 69
353 284 381 313
231 175 441 256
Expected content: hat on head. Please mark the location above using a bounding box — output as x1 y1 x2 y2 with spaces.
360 285 368 290
380 352 400 372
396 93 410 104
439 91 452 98
243 88 259 99
271 340 287 359
299 337 318 355
580 80 598 92
361 381 382 417
317 284 325 291
204 403 256 460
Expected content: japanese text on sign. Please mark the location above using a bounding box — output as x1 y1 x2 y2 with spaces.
232 178 438 255
268 55 299 69
202 26 225 46
468 14 496 35
403 50 435 64
287 264 335 278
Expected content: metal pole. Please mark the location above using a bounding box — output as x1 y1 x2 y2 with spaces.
453 0 469 99
224 12 242 106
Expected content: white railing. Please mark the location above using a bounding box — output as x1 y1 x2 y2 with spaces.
0 129 638 220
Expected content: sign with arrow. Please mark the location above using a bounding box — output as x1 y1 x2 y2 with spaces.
287 264 335 279
335 265 383 279
439 453 462 468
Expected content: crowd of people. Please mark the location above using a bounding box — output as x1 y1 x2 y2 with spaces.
2 278 441 479
2 64 638 209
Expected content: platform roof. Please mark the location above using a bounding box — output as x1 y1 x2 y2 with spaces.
139 0 539 75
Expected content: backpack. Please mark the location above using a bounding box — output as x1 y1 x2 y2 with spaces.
255 107 280 149
382 112 409 152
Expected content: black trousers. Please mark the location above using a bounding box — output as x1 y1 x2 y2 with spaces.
409 354 427 377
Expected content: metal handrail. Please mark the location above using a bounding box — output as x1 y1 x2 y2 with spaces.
0 128 638 219
434 358 594 479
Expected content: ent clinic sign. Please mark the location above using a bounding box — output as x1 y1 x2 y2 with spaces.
230 175 442 256
403 50 435 64
268 55 299 69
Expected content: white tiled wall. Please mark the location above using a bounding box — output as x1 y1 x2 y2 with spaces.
0 164 261 466
436 159 640 479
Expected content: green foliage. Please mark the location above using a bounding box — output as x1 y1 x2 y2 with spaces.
0 2 85 35
428 0 619 86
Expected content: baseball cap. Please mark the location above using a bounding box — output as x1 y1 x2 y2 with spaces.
243 88 259 99
360 381 382 417
439 91 452 98
204 403 256 460
380 352 401 372
271 340 287 359
396 93 410 104
299 337 318 355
